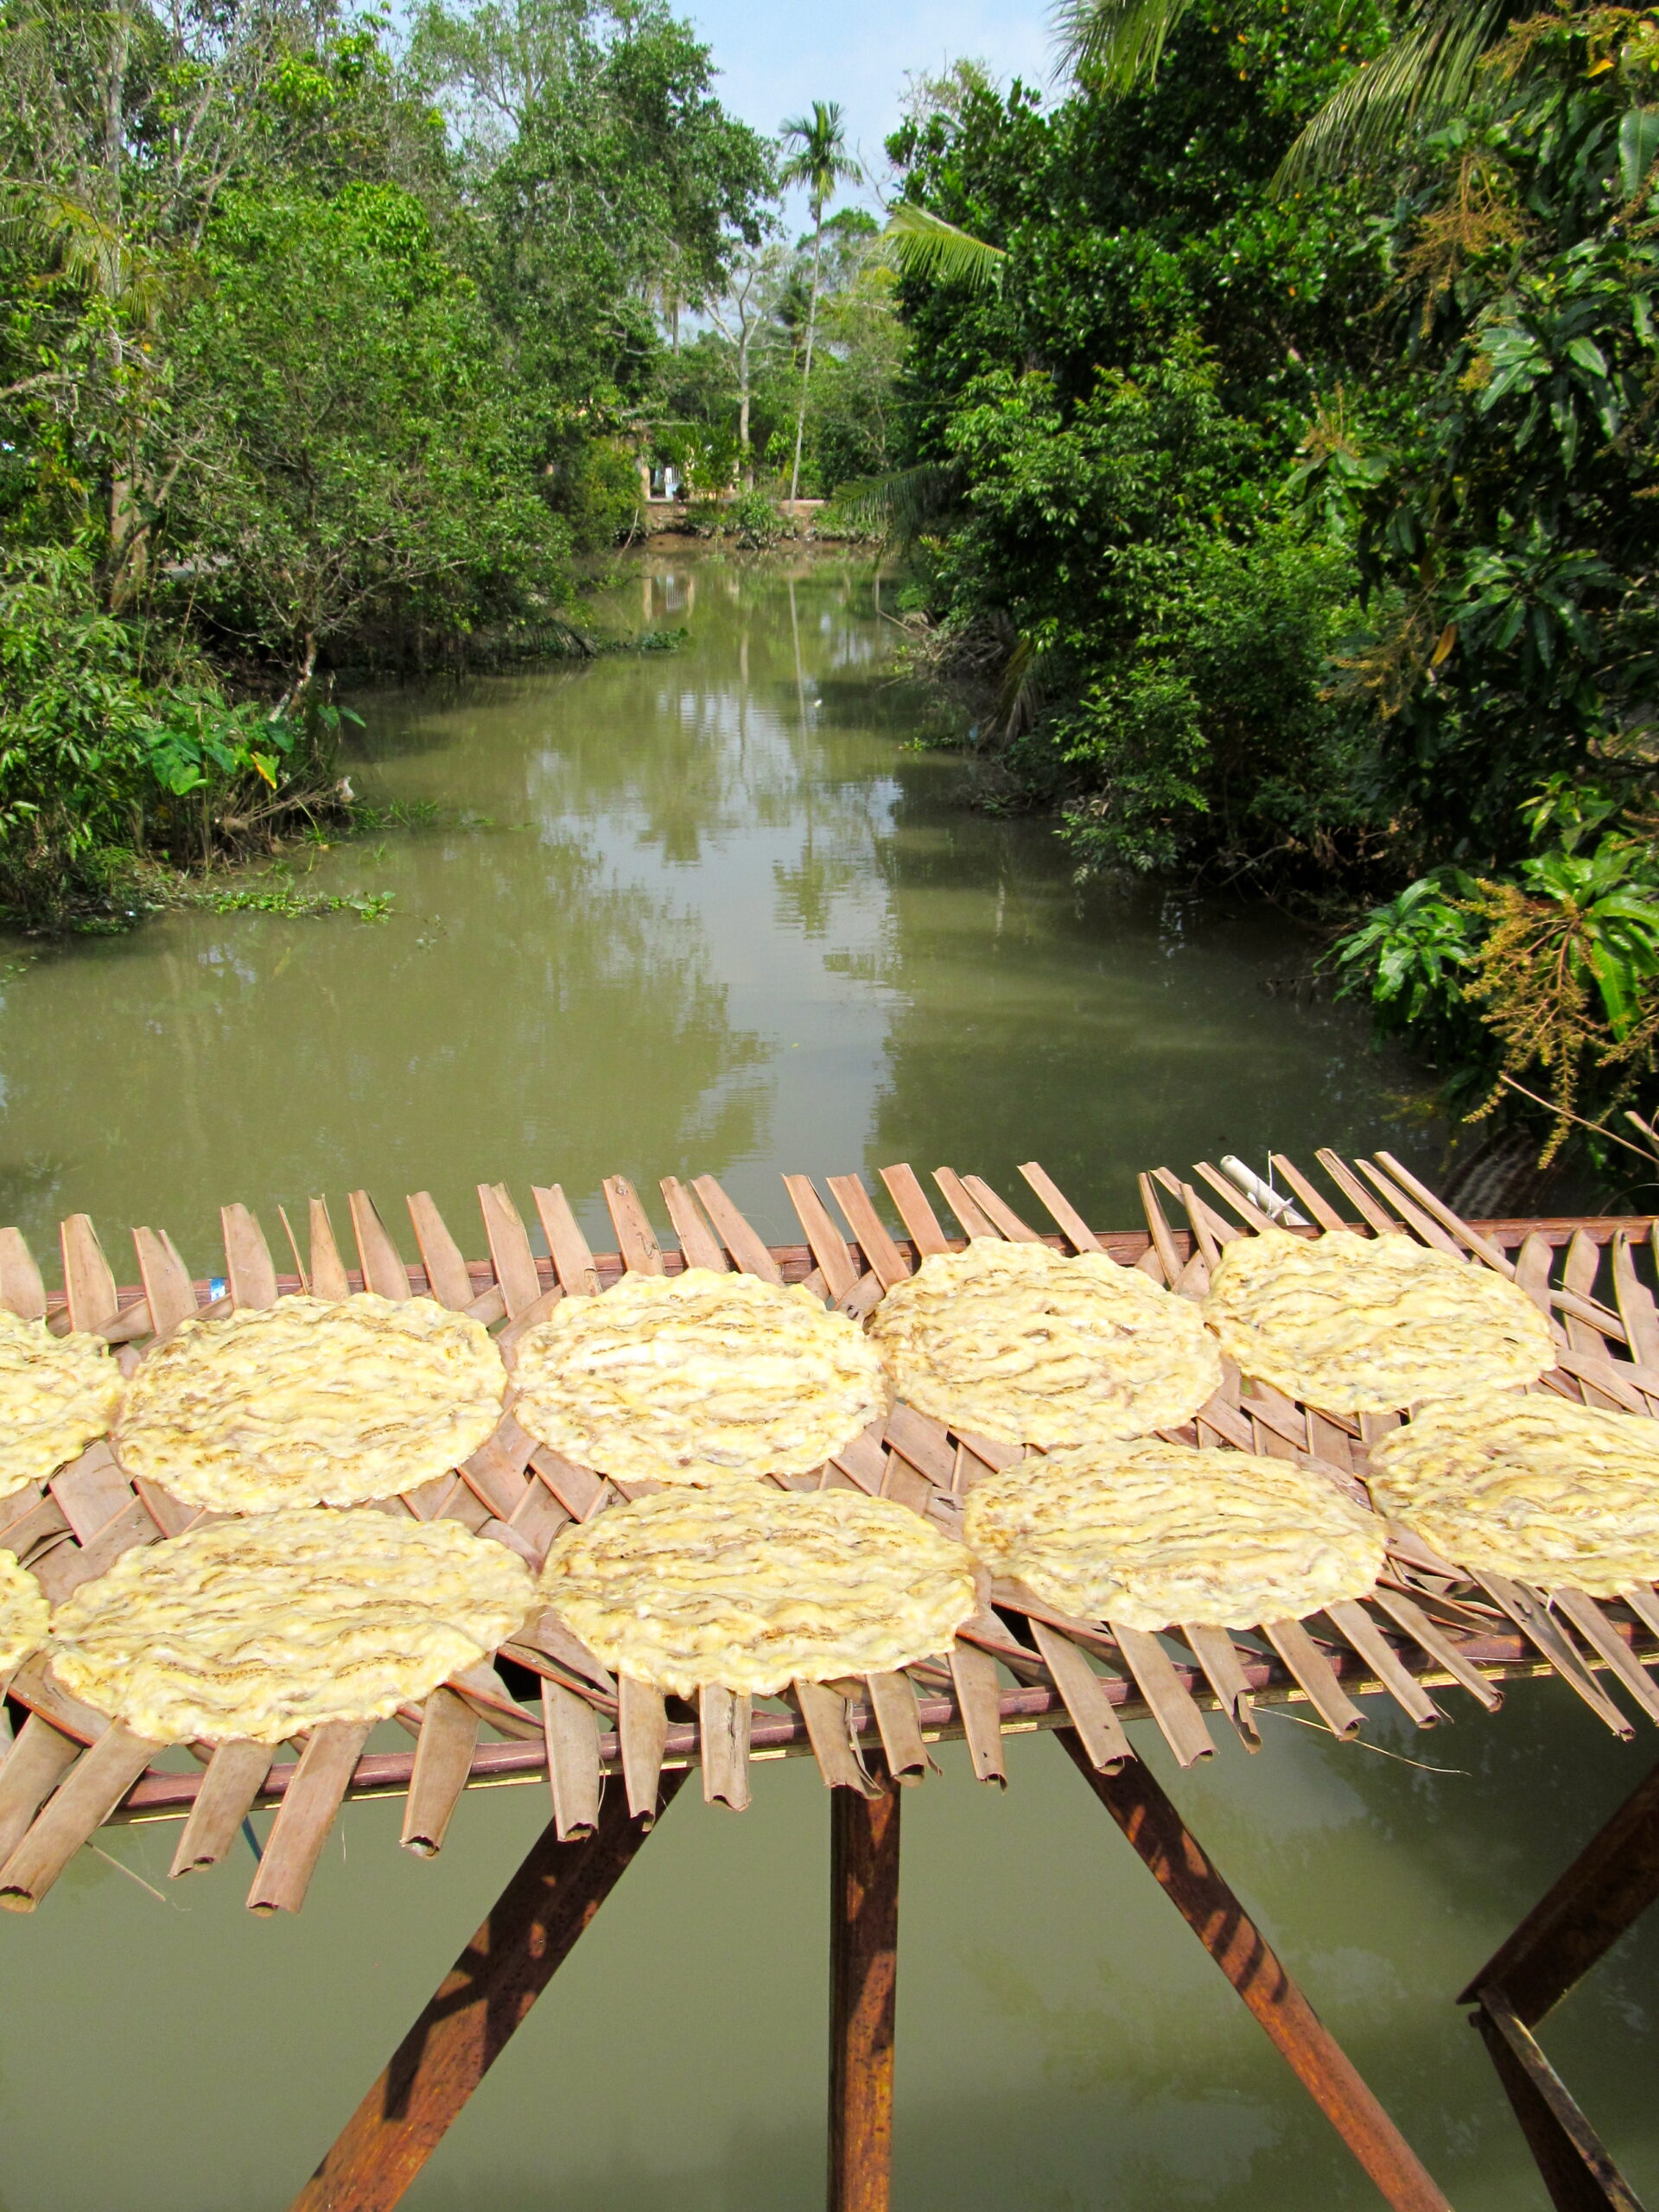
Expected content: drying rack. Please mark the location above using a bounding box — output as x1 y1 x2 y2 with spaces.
1 1150 1656 2211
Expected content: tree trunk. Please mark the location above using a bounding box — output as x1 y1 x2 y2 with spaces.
738 330 752 489
789 206 823 510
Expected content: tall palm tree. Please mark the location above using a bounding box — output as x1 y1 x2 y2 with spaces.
1052 0 1515 181
779 100 861 508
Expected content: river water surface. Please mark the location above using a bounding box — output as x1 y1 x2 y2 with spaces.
0 556 1654 2210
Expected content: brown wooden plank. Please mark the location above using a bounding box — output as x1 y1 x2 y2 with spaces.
1059 1732 1452 2212
50 1443 136 1543
0 1722 163 1910
618 1676 668 1821
541 1679 601 1840
246 1721 373 1914
1181 1624 1261 1749
1324 1601 1442 1728
1472 1990 1643 2212
308 1199 352 1301
960 1174 1043 1242
1461 1758 1659 2024
60 1215 118 1333
690 1176 785 1283
877 1164 951 1256
946 1642 1007 1785
794 1680 881 1796
221 1204 279 1310
827 1177 911 1288
602 1178 664 1274
1261 1619 1364 1738
1108 1624 1215 1766
829 1770 900 2212
531 1186 601 1298
866 1671 930 1784
931 1168 999 1242
1611 1231 1659 1370
169 1740 276 1876
0 1228 46 1319
348 1191 411 1302
400 1689 480 1857
1314 1151 1401 1235
1192 1161 1276 1234
1372 1587 1505 1713
658 1178 728 1271
782 1177 858 1300
1137 1173 1184 1285
1370 1152 1516 1273
698 1684 752 1809
1550 1592 1659 1726
477 1184 543 1318
1472 1573 1632 1738
1267 1154 1347 1235
882 1403 956 1491
1018 1162 1106 1253
405 1194 474 1311
1031 1621 1132 1772
289 1771 686 2212
132 1227 200 1337
0 1716 81 1866
1352 1161 1466 1259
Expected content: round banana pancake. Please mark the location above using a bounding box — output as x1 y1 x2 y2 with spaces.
866 1240 1220 1447
1367 1389 1659 1596
963 1437 1385 1630
509 1269 887 1484
48 1508 532 1745
0 1548 48 1674
539 1487 977 1695
115 1293 506 1511
0 1306 123 1501
1203 1228 1553 1414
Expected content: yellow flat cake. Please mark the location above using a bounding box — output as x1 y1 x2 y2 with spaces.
1202 1228 1554 1413
48 1508 532 1744
115 1293 506 1511
0 1307 123 1501
1367 1389 1659 1595
866 1239 1220 1447
538 1487 977 1695
963 1438 1385 1629
509 1269 888 1484
0 1548 48 1674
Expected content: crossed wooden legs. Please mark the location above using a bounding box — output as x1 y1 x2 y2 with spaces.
289 1768 689 2211
289 1735 1448 2212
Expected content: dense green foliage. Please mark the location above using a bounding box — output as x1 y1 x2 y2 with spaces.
0 0 772 922
877 2 1659 1177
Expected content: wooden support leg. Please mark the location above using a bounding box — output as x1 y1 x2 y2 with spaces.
1058 1729 1451 2212
828 1767 900 2212
1471 1992 1643 2212
289 1767 688 2212
1460 1756 1659 2024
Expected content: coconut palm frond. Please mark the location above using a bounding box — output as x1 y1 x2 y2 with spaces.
1276 0 1511 184
836 461 965 541
1050 0 1195 87
878 204 1007 291
992 632 1055 739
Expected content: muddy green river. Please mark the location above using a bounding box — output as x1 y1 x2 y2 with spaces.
0 555 1653 2209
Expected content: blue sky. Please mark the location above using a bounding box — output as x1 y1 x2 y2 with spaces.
681 0 1054 207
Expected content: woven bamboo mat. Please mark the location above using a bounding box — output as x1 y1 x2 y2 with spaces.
0 1158 1654 1916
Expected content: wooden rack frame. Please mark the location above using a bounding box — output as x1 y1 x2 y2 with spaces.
4 1153 1659 2207
1462 1753 1659 2211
